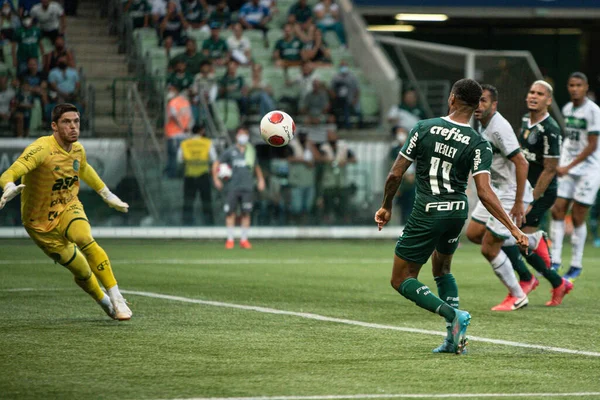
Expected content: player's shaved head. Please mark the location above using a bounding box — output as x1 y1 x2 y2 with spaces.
451 79 482 109
569 72 588 83
52 103 80 123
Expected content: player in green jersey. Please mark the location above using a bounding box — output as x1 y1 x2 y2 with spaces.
375 79 528 354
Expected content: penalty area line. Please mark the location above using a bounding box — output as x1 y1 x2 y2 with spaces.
161 393 600 399
122 290 600 358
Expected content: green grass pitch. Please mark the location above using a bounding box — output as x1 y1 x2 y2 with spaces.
1 239 599 400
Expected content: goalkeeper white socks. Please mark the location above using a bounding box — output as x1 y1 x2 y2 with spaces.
490 251 525 298
550 219 565 264
571 224 587 268
227 227 234 241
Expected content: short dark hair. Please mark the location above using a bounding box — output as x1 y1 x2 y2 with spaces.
569 72 588 83
481 84 498 102
452 78 483 109
52 103 79 123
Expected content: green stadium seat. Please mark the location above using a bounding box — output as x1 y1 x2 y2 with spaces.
217 99 240 131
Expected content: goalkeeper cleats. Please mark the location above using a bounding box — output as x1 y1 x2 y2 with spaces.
110 295 132 320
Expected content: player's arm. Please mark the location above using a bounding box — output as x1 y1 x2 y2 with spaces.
80 156 129 213
557 134 598 177
508 151 529 226
375 152 412 230
255 164 265 192
532 157 558 201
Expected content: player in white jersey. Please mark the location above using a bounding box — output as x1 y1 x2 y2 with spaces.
550 72 600 281
466 84 549 311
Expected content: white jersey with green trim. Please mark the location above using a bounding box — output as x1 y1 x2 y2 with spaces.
478 112 533 202
561 98 600 176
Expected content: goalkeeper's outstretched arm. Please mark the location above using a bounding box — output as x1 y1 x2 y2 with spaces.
80 161 129 213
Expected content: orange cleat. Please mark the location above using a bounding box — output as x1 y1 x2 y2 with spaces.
225 239 234 249
491 294 529 311
533 231 552 268
519 276 540 295
545 278 574 306
240 239 252 249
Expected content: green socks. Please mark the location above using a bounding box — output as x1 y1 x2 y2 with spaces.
524 252 563 288
434 273 459 308
503 245 533 282
399 278 456 323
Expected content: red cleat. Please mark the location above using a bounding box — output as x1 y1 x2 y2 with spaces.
545 278 574 307
225 239 234 249
240 239 252 249
533 231 552 268
491 294 529 311
519 276 540 295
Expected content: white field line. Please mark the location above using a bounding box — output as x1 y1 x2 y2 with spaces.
121 290 600 358
163 393 600 400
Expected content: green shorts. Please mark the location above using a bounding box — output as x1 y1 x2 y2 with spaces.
395 215 466 265
522 188 557 228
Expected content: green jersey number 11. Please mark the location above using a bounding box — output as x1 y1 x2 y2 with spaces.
429 156 454 194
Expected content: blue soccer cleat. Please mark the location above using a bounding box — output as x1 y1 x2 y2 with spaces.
432 339 467 354
450 310 471 355
563 266 582 282
550 262 561 272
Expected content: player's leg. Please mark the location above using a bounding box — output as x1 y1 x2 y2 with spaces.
199 174 214 226
590 191 600 247
182 176 195 226
239 190 254 249
465 202 488 245
224 190 238 248
430 250 458 353
550 175 575 270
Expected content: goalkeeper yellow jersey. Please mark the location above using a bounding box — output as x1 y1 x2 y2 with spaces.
0 135 105 232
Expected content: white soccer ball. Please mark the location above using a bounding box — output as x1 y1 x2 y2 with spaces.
217 163 232 180
260 110 295 147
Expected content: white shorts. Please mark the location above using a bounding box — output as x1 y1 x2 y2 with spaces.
557 173 600 206
471 191 529 239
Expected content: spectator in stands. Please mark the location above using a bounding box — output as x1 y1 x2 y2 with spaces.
227 22 251 66
300 79 331 125
288 0 312 26
18 0 39 17
212 126 266 249
12 14 43 75
207 0 231 29
19 57 48 109
167 59 194 92
287 130 320 225
313 0 345 46
330 60 361 129
318 128 356 224
151 0 179 25
181 0 207 30
169 38 204 75
192 59 217 104
0 1 19 42
386 102 419 138
248 63 275 117
301 25 331 65
178 123 216 226
0 75 15 132
160 1 188 52
164 85 194 178
238 0 271 47
202 22 229 66
282 61 318 114
218 60 248 118
43 35 75 74
30 0 65 43
273 23 302 68
124 0 152 29
399 88 426 120
14 80 34 137
48 54 80 108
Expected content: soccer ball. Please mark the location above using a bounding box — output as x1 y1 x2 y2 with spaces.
217 163 232 180
260 110 295 147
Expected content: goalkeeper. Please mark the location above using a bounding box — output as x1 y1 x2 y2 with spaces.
0 104 132 321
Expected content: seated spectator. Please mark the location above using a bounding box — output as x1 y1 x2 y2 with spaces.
317 128 356 225
14 81 34 137
248 63 275 117
301 26 331 65
169 38 204 75
282 61 319 113
192 60 217 105
399 88 427 120
181 0 207 30
44 35 75 74
218 60 248 118
238 0 271 46
201 22 229 66
18 57 48 108
207 0 231 29
160 1 188 51
151 0 178 25
0 1 19 42
0 75 16 130
260 0 278 15
12 14 43 75
330 61 361 129
300 79 332 125
313 0 345 46
123 0 152 29
273 23 302 68
288 0 312 38
47 55 80 110
227 22 251 66
30 0 65 43
386 102 419 137
167 59 194 92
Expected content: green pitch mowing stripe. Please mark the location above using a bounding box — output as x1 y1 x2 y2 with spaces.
161 393 600 399
121 290 600 358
